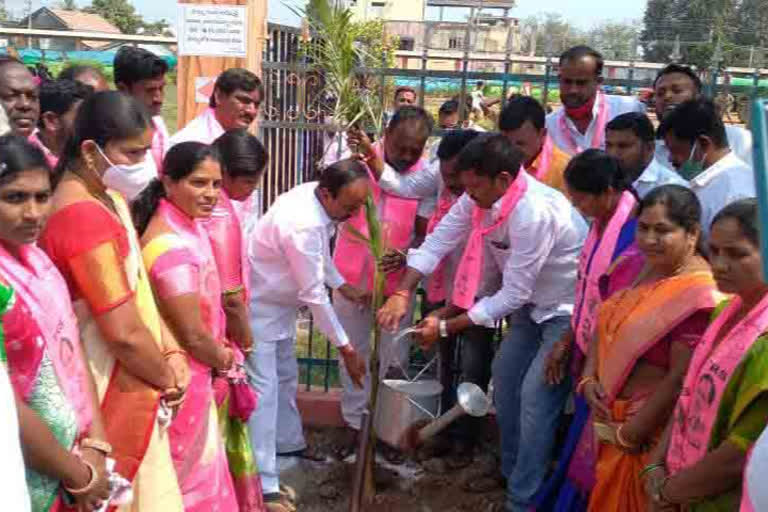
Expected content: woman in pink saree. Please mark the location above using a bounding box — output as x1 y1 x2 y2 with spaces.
0 135 110 511
131 142 238 511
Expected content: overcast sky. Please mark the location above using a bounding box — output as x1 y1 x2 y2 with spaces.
7 0 646 28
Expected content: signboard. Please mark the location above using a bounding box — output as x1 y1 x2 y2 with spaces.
178 4 248 58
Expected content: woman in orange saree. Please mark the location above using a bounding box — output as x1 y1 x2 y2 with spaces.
580 185 721 512
132 142 238 511
39 91 185 511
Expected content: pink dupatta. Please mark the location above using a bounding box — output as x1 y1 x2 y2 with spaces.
334 142 424 295
425 189 457 302
666 294 768 474
557 92 610 154
151 116 170 174
572 191 637 354
0 242 93 434
452 170 528 309
203 190 250 304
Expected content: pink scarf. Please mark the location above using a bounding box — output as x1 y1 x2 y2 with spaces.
152 116 170 175
452 170 528 309
558 92 610 154
425 189 458 302
203 190 250 303
334 142 424 296
667 294 768 473
572 191 636 353
0 242 93 434
527 135 553 182
28 131 59 170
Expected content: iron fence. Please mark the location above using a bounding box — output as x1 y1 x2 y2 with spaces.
260 22 768 390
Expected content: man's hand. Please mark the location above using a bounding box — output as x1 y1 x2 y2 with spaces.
348 126 383 177
339 344 366 388
338 283 371 307
544 339 571 386
379 249 406 274
413 316 440 351
377 292 410 332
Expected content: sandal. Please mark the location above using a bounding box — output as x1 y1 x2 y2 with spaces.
279 445 326 462
279 483 297 503
334 427 359 460
264 494 296 512
377 442 406 465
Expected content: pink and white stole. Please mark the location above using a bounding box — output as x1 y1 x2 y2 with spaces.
527 135 553 182
203 190 250 303
151 116 170 174
557 92 610 154
666 293 768 473
452 170 528 309
0 242 93 434
572 190 636 354
424 189 458 303
334 142 424 296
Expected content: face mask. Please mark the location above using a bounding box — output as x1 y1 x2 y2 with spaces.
96 146 157 201
678 141 706 181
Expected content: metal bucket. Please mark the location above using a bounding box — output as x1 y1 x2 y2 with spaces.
374 378 443 448
373 327 442 448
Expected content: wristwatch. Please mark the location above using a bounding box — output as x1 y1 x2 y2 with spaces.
439 320 449 339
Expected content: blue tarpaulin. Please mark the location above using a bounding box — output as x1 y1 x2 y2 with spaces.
0 48 177 69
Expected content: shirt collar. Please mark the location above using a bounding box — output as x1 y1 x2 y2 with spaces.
311 183 335 229
690 151 738 188
635 158 663 184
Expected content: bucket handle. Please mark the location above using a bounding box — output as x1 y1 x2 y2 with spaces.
390 327 439 383
406 394 439 420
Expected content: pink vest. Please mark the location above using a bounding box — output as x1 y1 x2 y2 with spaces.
425 190 457 302
0 242 93 434
572 191 636 353
334 144 425 295
667 294 768 474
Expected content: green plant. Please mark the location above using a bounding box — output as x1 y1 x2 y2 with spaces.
344 194 386 503
289 0 397 162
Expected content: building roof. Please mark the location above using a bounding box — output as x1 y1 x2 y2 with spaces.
47 9 122 35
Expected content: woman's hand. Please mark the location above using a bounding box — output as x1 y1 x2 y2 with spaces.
69 455 110 511
583 379 611 420
544 339 571 386
166 353 190 399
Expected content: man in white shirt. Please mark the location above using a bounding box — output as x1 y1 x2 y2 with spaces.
659 98 755 235
605 112 688 198
378 134 587 512
546 46 645 156
654 63 753 166
170 68 262 148
114 46 170 173
382 85 417 127
246 160 368 508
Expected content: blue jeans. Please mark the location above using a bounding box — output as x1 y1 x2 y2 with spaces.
492 306 571 512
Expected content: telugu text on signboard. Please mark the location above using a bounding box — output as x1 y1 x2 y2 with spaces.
178 4 248 58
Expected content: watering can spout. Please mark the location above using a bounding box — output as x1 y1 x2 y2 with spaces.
411 382 491 448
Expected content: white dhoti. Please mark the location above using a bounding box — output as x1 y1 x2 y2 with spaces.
245 337 306 495
333 290 415 430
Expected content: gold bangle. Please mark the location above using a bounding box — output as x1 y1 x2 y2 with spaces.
164 349 188 361
222 285 245 297
80 437 112 456
391 289 410 300
64 459 97 495
576 375 597 395
615 423 637 449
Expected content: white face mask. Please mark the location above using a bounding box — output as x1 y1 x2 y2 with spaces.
96 145 157 201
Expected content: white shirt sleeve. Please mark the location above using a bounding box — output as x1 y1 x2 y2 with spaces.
378 162 440 199
407 194 473 276
283 228 350 347
468 206 557 326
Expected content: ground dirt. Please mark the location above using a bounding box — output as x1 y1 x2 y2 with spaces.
280 426 506 512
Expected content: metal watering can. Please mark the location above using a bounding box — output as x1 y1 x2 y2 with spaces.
373 327 492 450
